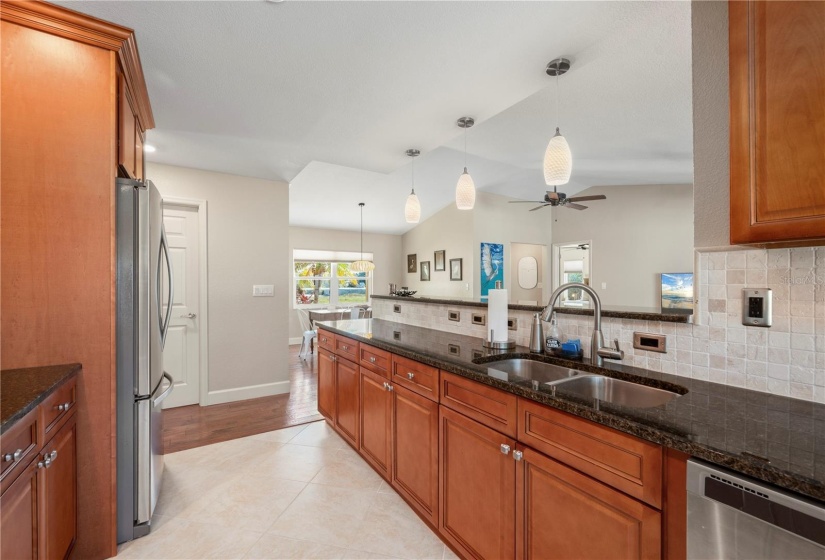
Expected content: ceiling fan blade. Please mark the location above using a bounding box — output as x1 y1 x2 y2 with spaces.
529 204 550 212
566 195 607 203
565 203 588 210
508 200 547 204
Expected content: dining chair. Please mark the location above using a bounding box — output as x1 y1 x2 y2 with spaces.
297 309 317 360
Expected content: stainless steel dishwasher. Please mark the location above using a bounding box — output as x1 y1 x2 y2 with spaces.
687 459 825 559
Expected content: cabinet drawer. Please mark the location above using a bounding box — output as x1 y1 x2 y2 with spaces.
392 355 440 402
334 337 360 364
517 398 662 508
360 344 391 378
0 407 40 492
440 372 517 438
318 330 335 352
41 377 77 436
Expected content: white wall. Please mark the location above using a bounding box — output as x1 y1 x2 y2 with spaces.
148 163 290 403
551 184 694 309
288 226 402 339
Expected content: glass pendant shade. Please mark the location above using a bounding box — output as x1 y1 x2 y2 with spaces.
405 190 421 223
543 127 572 186
350 260 375 273
455 167 476 210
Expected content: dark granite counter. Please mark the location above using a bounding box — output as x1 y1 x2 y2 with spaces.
372 294 693 323
1 364 81 434
318 318 825 502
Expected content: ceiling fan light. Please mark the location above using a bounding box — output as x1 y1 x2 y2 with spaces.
456 168 476 210
405 190 421 223
350 260 375 273
543 128 572 186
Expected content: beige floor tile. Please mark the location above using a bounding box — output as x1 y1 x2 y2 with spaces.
339 550 403 560
155 464 236 518
244 534 348 559
245 423 311 444
268 483 376 548
311 456 384 491
346 492 445 560
377 480 394 494
247 444 333 483
288 420 346 449
442 545 461 560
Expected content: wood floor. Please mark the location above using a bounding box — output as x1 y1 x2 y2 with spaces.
162 344 323 453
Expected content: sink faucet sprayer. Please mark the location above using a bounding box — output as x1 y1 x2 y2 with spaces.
541 282 624 367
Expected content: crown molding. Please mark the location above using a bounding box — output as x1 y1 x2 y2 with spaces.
1 0 155 129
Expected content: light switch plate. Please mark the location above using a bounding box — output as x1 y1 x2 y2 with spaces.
252 285 274 297
741 288 772 327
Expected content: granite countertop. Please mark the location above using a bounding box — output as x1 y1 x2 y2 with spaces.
1 364 81 434
372 294 693 323
318 318 825 502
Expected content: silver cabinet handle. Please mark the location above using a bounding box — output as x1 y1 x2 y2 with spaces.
56 402 71 412
383 382 389 390
513 450 523 461
38 450 58 469
369 356 376 363
330 355 336 362
180 313 197 319
342 345 349 351
500 444 511 455
407 372 415 380
3 449 22 462
386 383 394 392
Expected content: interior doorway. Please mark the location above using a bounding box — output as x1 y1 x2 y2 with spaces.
552 241 592 308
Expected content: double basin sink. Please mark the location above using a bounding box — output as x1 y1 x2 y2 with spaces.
482 358 682 409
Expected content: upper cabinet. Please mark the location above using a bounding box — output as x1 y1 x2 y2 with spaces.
729 1 825 245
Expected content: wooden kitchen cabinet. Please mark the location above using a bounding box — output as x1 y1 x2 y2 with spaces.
41 415 78 560
516 445 661 560
439 406 516 560
317 350 336 421
392 382 439 527
1 456 40 560
729 0 825 244
334 356 360 447
359 367 393 479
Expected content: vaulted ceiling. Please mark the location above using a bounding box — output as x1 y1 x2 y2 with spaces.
60 1 693 234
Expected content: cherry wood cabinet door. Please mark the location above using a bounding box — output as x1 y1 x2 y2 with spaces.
317 351 336 422
392 383 439 526
439 407 516 560
334 357 360 447
516 446 661 560
729 0 825 244
0 457 40 560
42 415 77 560
360 367 392 479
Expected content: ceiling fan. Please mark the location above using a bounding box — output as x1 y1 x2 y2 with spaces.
508 187 607 211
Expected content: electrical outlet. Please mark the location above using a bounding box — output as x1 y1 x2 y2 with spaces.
252 285 274 297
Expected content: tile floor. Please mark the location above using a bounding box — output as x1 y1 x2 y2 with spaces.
117 421 459 559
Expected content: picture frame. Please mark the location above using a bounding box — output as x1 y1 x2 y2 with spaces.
660 272 694 311
407 254 417 273
420 261 431 281
449 258 463 281
434 250 446 271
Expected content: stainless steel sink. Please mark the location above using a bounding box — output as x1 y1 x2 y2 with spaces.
552 375 680 408
483 359 585 385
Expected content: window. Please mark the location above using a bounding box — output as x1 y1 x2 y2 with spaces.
293 250 372 308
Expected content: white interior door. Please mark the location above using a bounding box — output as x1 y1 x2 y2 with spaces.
161 203 201 408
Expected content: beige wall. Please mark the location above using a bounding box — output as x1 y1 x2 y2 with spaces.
509 243 544 304
289 226 403 339
551 184 694 309
692 0 730 249
148 163 291 401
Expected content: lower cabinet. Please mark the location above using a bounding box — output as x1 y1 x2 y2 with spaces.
1 457 40 559
392 383 439 527
439 407 516 560
516 445 661 560
334 357 360 447
359 367 392 479
317 350 336 421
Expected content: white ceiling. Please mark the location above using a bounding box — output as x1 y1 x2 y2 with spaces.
61 0 693 235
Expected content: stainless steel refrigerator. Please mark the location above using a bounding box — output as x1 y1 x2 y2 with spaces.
116 177 175 543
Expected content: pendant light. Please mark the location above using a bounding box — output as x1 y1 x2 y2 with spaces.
455 116 476 210
404 149 421 223
351 202 375 273
543 58 572 187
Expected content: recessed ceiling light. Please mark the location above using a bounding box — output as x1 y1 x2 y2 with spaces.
144 144 156 153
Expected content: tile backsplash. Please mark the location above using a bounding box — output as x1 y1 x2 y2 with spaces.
373 246 824 403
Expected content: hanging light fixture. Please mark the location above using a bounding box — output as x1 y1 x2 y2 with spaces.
404 149 421 223
455 116 476 210
543 58 573 187
351 202 375 273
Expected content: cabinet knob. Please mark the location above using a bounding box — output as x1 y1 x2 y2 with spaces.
56 402 71 411
500 444 511 455
369 357 376 363
330 355 336 362
3 449 22 462
513 450 523 461
342 345 349 351
407 372 415 380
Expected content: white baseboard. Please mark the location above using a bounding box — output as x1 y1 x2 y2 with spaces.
289 337 304 345
205 380 290 406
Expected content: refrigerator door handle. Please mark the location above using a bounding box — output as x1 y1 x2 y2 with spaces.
157 225 174 347
152 372 174 407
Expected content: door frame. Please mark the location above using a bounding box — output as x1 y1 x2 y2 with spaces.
551 239 592 299
162 196 209 406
